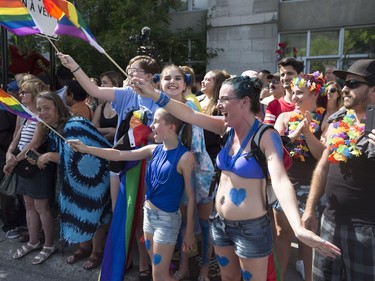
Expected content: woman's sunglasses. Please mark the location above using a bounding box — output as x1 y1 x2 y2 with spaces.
344 80 373 89
329 88 337 93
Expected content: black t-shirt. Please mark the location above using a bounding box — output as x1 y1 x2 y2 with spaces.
324 154 375 226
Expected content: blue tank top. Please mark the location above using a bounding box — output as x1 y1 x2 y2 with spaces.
216 119 265 179
145 143 189 212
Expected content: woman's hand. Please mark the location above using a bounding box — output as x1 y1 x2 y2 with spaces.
301 111 312 134
57 52 79 72
36 153 49 169
3 163 15 176
295 227 341 259
6 151 18 167
66 139 87 153
182 231 196 254
131 77 159 99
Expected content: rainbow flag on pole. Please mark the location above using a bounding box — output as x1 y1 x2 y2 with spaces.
0 0 40 36
43 0 104 53
0 88 38 120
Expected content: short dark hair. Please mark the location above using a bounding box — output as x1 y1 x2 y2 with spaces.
223 76 262 114
277 57 304 74
259 69 271 75
67 80 88 101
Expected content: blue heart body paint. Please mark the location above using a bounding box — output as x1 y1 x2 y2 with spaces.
145 239 151 251
229 187 247 207
241 269 253 281
215 254 229 267
271 132 284 161
153 253 162 265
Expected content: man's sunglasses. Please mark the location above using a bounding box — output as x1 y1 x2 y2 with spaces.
344 80 374 89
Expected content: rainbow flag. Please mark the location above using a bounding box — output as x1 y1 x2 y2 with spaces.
43 0 104 53
0 88 38 120
0 0 40 36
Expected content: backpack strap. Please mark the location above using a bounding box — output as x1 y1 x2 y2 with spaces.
247 123 274 207
208 129 230 197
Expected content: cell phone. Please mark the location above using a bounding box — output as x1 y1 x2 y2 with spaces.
25 149 40 161
365 105 375 134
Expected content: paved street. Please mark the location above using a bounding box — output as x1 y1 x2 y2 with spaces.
0 219 303 281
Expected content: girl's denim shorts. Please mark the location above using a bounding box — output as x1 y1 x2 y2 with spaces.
143 204 181 245
209 212 273 259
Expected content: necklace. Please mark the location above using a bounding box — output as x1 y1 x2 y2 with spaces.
288 107 325 161
328 110 364 163
223 119 259 168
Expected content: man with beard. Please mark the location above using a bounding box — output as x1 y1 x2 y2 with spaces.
302 59 375 281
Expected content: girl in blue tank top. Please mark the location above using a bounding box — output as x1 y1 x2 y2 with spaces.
68 108 196 281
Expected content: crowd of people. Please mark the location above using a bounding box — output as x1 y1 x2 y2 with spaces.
1 54 375 281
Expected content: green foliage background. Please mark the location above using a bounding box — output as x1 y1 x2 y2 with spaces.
9 0 214 79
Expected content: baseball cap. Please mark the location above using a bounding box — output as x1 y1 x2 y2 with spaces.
267 72 280 80
333 59 375 85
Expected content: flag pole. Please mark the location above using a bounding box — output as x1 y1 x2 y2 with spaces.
40 121 67 143
44 35 60 53
20 103 67 142
103 51 129 79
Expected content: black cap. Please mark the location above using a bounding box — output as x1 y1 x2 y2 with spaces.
333 59 375 85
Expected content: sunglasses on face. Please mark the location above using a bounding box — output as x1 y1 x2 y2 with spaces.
344 80 372 89
329 88 337 93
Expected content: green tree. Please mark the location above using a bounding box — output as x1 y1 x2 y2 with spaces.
9 0 219 79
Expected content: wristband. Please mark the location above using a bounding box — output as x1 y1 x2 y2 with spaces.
155 91 170 108
71 66 81 74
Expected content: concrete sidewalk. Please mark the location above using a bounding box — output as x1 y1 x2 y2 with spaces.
0 220 303 281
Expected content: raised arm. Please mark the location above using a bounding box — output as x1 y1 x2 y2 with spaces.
68 139 156 161
132 77 226 136
261 129 341 258
58 53 116 101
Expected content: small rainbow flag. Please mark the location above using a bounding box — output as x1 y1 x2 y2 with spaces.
0 0 40 36
0 88 38 120
43 0 104 53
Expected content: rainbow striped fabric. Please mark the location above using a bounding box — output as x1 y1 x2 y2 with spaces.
0 88 37 120
43 0 104 53
0 0 40 36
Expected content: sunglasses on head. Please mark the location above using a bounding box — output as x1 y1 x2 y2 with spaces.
344 80 373 89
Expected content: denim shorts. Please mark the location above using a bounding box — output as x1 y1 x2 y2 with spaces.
143 204 182 245
209 212 272 259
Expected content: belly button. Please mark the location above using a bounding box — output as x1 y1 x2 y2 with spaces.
220 196 225 205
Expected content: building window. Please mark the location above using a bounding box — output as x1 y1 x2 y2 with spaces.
279 26 375 72
279 33 307 57
172 0 208 12
310 31 339 56
344 26 375 56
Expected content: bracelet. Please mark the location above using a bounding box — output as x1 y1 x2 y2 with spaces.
71 66 81 74
155 91 170 108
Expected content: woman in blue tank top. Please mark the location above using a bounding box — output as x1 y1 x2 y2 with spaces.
132 75 342 281
68 108 196 281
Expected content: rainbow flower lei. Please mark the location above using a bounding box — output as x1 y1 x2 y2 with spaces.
328 110 364 163
288 107 325 161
